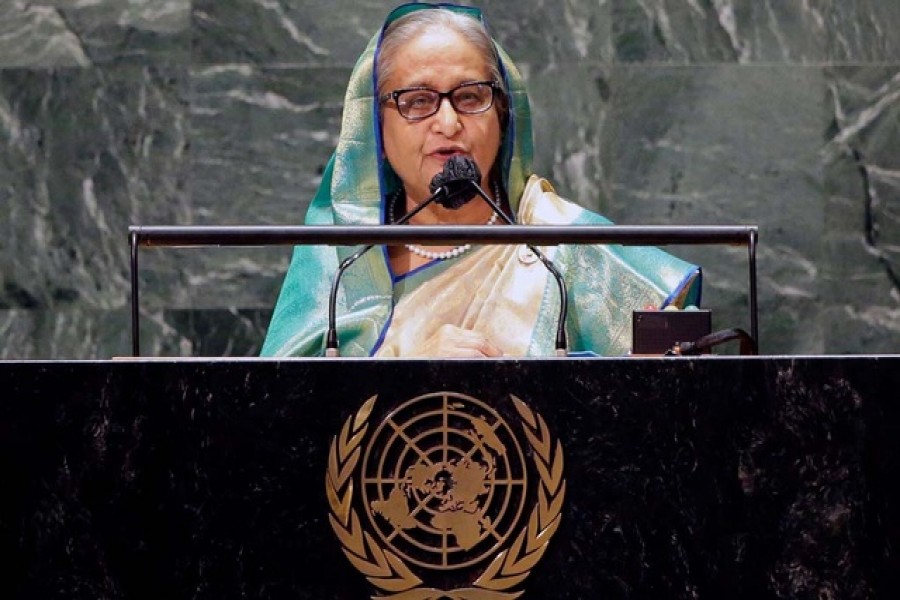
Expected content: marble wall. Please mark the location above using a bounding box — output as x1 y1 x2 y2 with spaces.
1 0 898 358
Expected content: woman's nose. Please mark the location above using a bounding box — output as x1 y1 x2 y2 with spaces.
432 97 460 135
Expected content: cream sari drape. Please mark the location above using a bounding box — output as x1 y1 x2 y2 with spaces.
376 177 580 357
375 243 557 357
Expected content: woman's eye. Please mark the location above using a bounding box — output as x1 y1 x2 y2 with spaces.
405 93 434 108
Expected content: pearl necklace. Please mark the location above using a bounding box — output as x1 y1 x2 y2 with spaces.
387 181 502 261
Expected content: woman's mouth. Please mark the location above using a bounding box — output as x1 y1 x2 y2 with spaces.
430 148 468 161
431 146 466 158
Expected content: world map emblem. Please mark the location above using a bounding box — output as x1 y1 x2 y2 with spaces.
326 392 566 599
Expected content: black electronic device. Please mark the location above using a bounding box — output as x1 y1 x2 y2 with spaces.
632 309 712 355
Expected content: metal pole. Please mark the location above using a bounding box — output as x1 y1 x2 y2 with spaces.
126 224 760 356
129 224 756 248
130 231 140 357
748 228 759 347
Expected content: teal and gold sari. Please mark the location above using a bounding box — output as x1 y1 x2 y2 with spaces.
261 3 700 358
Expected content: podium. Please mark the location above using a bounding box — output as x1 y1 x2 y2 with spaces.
1 357 897 598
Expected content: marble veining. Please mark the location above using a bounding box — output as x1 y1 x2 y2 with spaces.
0 1 190 68
822 66 900 352
1 0 899 357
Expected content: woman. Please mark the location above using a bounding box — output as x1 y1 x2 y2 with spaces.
261 2 700 358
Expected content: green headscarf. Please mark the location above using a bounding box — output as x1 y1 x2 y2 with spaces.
320 2 532 230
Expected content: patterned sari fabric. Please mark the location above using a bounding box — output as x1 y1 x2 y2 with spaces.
260 3 700 358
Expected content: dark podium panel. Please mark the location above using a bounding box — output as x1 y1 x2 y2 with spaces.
1 357 898 599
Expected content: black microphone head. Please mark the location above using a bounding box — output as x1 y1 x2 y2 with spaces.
429 155 481 209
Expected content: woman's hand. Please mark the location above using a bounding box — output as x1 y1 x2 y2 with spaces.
419 324 503 358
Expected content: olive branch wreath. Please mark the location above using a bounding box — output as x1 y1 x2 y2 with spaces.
325 394 565 600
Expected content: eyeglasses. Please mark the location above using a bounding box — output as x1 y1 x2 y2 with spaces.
380 81 499 121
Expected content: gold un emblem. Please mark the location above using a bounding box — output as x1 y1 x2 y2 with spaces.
326 392 566 599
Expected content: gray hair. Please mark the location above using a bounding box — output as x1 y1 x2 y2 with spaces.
376 9 509 124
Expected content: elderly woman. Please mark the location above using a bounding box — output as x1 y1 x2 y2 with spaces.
261 2 700 358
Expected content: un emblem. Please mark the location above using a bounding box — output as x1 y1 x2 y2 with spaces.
325 392 566 599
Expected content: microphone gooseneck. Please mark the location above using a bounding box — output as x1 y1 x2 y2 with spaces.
457 164 569 357
325 155 569 357
325 157 474 356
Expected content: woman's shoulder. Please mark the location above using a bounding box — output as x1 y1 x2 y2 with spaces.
517 175 612 226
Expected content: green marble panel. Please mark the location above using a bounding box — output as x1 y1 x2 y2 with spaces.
520 63 609 214
0 1 190 67
612 0 828 64
606 65 827 353
0 66 189 317
0 0 898 358
823 66 900 353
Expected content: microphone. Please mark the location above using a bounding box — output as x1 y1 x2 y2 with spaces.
429 154 481 209
445 157 570 356
324 158 478 356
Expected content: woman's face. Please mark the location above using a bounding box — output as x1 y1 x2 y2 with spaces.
380 27 502 204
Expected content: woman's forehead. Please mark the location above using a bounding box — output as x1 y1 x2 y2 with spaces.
386 29 490 87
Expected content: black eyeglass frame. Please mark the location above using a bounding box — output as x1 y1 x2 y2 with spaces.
379 80 501 121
